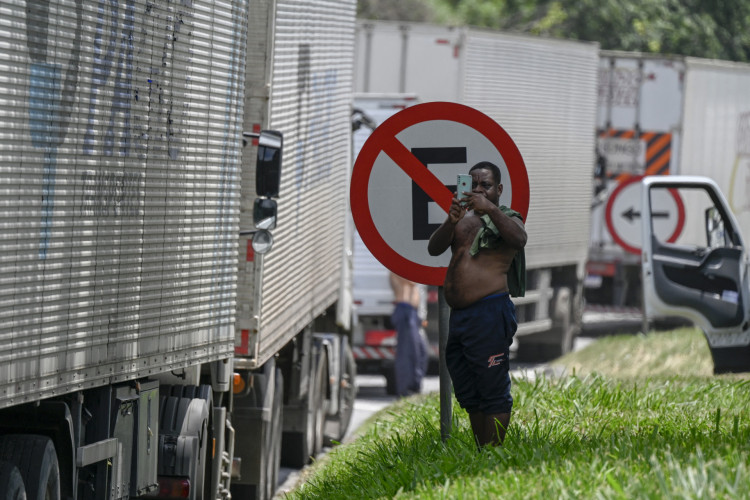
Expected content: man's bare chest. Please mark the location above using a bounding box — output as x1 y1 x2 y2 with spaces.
456 215 483 239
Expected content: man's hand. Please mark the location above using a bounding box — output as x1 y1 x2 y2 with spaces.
459 191 495 215
449 195 466 224
428 196 465 256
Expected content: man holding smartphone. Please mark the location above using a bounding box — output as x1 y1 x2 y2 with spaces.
427 161 527 447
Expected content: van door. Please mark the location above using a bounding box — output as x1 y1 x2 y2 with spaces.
640 176 750 373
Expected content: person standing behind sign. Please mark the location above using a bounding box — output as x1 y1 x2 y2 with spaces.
389 272 429 397
427 161 527 447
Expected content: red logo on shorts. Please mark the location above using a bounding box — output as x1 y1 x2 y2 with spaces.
488 353 505 368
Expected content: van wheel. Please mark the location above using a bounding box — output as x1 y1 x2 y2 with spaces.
0 462 26 500
0 435 59 500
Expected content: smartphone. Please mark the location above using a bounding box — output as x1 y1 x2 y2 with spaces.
457 174 472 198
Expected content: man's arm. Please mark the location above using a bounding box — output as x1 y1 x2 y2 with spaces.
427 218 456 256
464 191 527 249
486 204 527 250
428 196 465 256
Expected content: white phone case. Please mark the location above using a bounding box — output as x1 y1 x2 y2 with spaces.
457 174 472 197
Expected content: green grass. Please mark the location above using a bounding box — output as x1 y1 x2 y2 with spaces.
551 326 716 378
285 327 750 499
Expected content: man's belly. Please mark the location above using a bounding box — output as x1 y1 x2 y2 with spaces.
444 271 508 309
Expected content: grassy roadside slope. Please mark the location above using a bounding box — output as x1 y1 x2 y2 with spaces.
286 327 750 499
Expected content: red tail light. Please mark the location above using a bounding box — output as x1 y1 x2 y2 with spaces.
144 477 190 498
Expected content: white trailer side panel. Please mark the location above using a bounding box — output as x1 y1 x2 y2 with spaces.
354 21 462 101
462 30 598 269
247 0 356 366
0 0 244 407
680 57 750 243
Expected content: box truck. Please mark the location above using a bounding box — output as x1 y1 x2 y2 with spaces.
231 1 357 498
0 0 356 498
352 20 599 362
588 51 750 314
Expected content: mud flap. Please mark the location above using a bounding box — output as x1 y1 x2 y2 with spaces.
710 344 750 374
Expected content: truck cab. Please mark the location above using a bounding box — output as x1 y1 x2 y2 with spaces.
640 175 750 373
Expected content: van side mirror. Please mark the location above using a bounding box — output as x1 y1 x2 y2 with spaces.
256 130 283 198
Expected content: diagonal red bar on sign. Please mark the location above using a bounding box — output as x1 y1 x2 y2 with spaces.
381 134 454 213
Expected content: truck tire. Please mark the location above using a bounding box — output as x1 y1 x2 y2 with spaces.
281 350 328 468
325 341 357 445
158 386 211 500
0 462 25 500
312 352 329 457
265 368 284 500
0 435 59 500
545 287 575 359
231 362 283 500
383 361 397 396
517 287 577 362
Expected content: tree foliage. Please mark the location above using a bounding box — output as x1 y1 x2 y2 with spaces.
357 0 750 62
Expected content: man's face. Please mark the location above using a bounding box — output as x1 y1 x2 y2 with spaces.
470 168 502 207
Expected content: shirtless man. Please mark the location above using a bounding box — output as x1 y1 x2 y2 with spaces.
389 272 428 397
428 161 527 447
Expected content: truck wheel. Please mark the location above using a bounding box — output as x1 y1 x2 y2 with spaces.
516 287 577 362
158 388 210 500
312 352 329 457
0 435 59 500
265 368 284 500
281 350 328 468
325 341 357 445
545 287 574 359
0 462 26 500
231 362 281 500
383 361 397 396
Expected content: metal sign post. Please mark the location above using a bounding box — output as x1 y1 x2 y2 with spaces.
438 287 452 441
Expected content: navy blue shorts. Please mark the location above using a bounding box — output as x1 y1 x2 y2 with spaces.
446 293 517 414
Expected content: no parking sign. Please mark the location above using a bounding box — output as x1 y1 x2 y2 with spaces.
606 175 685 254
350 102 530 286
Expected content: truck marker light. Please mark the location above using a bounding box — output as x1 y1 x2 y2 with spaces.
233 373 246 394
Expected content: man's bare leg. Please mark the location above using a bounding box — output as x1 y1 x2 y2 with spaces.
468 412 485 448
482 413 511 446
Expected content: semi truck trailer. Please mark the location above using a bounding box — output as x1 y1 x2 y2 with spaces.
0 0 357 498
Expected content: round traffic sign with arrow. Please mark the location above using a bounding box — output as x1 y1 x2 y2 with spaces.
605 175 685 254
350 102 530 285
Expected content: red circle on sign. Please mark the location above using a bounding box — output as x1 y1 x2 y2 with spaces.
605 175 685 255
350 101 530 286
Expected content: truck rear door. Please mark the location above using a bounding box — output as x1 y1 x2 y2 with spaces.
640 176 750 372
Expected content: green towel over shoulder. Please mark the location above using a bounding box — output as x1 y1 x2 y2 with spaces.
469 206 526 297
